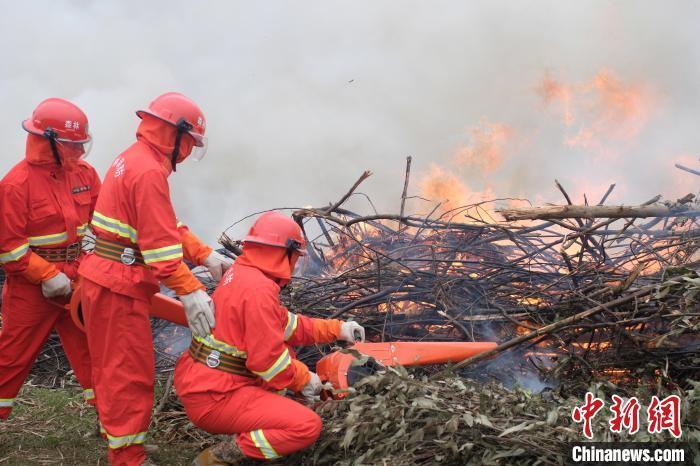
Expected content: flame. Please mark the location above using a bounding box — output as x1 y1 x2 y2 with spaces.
572 341 612 351
453 120 513 174
419 164 470 211
419 164 498 214
517 297 543 306
540 69 655 157
537 72 575 126
418 119 512 213
377 301 424 316
413 67 656 219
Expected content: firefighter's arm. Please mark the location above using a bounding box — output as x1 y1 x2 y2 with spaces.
0 183 58 283
177 221 232 282
132 171 203 295
177 222 213 266
284 310 343 346
243 286 311 392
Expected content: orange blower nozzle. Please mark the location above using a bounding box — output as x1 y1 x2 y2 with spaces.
316 341 498 399
70 283 187 331
351 341 498 367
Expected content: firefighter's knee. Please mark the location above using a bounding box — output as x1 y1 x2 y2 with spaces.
298 410 322 449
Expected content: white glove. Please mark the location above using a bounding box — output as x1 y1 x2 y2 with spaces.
203 251 234 282
180 289 216 338
300 372 323 402
41 272 72 298
339 321 365 343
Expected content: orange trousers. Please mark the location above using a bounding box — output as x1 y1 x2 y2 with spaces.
179 385 322 461
0 276 94 419
81 278 154 466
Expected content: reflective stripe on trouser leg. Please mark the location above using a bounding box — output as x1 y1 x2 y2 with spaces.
0 278 66 418
81 279 154 466
0 398 15 408
250 429 280 459
98 421 146 449
105 430 147 449
83 389 95 402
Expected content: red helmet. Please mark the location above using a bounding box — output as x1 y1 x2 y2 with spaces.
22 98 93 165
136 92 207 157
243 212 306 254
22 98 91 143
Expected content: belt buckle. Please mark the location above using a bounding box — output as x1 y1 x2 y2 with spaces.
120 247 136 265
206 350 221 368
66 242 80 261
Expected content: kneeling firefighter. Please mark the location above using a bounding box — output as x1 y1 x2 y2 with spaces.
78 92 233 466
174 212 365 465
0 98 99 419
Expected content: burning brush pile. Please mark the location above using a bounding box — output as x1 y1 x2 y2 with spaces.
218 169 700 394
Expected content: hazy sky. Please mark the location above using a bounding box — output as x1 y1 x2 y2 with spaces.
1 1 699 243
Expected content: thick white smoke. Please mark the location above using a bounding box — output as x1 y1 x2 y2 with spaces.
1 1 699 243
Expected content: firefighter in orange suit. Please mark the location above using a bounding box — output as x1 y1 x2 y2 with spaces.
78 92 233 466
174 212 365 465
0 98 99 419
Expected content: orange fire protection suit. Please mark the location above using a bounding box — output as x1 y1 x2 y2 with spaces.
174 243 343 461
0 135 100 419
78 115 213 466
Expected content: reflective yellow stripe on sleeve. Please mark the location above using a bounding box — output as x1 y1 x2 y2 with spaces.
251 348 291 382
142 243 183 264
91 211 138 243
27 231 69 246
26 224 90 245
284 312 298 341
250 429 280 459
0 243 29 263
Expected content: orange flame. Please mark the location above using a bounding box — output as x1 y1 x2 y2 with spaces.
537 72 574 126
454 120 513 174
540 69 655 157
419 119 511 212
414 68 658 219
419 163 469 212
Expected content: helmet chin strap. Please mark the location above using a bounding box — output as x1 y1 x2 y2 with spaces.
43 128 62 166
171 118 193 173
285 238 303 280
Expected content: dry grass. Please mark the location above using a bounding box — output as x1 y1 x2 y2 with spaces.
0 383 203 466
